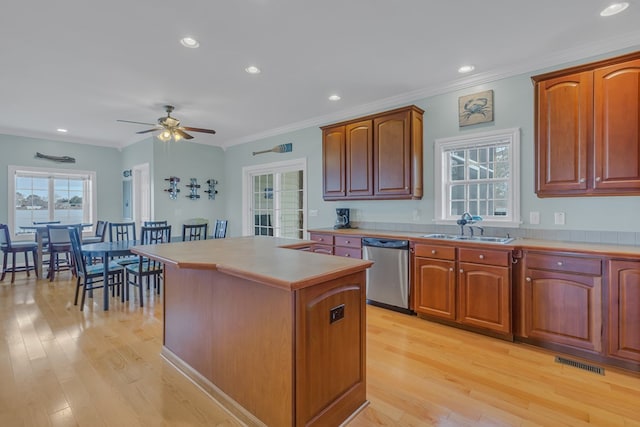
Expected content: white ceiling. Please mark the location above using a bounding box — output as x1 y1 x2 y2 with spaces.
2 1 640 150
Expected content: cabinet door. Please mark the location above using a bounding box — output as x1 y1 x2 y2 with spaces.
523 268 602 353
345 120 373 197
594 59 640 193
608 260 640 363
414 257 456 320
458 262 511 334
373 110 411 197
535 71 592 195
322 125 346 199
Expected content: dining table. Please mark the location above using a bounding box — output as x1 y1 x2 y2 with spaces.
19 223 93 278
81 240 139 310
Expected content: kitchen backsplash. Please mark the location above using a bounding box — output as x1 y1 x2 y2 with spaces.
352 221 640 247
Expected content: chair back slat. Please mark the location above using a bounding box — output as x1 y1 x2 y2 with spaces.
47 224 79 245
213 219 228 239
68 227 88 278
144 220 168 227
109 222 136 242
182 223 208 241
0 224 10 247
141 225 171 245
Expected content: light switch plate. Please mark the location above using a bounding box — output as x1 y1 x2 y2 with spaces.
554 212 565 225
529 211 540 225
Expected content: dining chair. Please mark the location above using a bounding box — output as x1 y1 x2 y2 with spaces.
182 223 208 241
125 225 171 306
69 227 124 311
213 219 228 239
46 224 80 281
0 224 38 284
109 221 138 266
82 220 108 244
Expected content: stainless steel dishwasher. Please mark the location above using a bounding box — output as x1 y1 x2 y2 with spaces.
362 237 410 313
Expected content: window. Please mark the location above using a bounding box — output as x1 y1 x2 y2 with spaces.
243 158 307 238
434 128 520 227
8 165 96 235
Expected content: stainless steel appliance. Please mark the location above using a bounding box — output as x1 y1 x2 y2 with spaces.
362 237 410 313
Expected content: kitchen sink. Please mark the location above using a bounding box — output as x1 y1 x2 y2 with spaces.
422 233 514 244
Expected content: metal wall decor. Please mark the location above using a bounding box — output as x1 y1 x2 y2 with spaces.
185 178 201 200
458 90 494 127
205 179 218 200
164 176 180 199
35 152 76 163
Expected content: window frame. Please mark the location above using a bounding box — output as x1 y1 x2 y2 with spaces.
8 165 97 238
434 127 521 228
241 157 307 237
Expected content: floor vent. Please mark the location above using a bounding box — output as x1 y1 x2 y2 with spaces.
555 356 605 375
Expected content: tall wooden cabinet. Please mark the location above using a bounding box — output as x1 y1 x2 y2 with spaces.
533 51 640 197
321 105 423 200
607 260 640 364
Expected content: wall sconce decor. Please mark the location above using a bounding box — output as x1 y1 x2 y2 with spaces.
164 176 180 199
205 179 218 200
186 178 201 200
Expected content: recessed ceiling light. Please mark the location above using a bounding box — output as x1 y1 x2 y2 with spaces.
180 37 200 48
245 65 261 74
600 2 629 16
57 128 68 133
328 94 341 101
458 65 475 74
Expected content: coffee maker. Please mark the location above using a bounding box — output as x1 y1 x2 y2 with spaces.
334 208 352 229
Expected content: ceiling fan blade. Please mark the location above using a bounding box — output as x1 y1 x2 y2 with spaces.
182 126 216 135
136 128 160 134
175 129 194 140
117 119 158 126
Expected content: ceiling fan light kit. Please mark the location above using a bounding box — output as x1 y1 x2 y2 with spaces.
118 105 216 142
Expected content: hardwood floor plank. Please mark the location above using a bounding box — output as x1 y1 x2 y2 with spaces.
2 277 640 426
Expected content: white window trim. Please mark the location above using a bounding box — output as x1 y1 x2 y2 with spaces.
8 164 97 238
434 127 521 228
241 157 307 237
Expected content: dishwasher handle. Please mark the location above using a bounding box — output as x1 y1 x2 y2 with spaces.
362 237 409 249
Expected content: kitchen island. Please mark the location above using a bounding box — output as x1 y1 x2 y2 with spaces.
132 236 373 427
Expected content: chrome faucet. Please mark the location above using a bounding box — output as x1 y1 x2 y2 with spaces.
456 212 483 236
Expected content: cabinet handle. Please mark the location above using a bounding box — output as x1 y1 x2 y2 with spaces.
459 269 464 273
431 250 437 254
345 253 351 257
478 254 485 260
526 277 531 282
345 240 350 244
449 267 454 272
557 261 563 266
595 176 601 182
318 238 324 242
579 178 586 183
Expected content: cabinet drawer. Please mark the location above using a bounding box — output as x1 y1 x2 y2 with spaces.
459 248 511 267
334 247 362 259
334 236 361 248
414 244 455 260
311 244 333 255
525 252 602 275
309 233 334 245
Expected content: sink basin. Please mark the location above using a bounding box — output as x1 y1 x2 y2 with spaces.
422 234 514 244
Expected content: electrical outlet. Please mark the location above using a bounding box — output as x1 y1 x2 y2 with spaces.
554 212 565 225
329 304 345 324
529 211 540 225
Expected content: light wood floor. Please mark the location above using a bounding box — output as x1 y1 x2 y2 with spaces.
1 273 639 427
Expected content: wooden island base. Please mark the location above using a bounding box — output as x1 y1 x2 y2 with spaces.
133 237 371 427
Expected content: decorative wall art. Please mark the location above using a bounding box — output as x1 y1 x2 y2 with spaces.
458 90 494 127
164 176 180 199
185 178 201 200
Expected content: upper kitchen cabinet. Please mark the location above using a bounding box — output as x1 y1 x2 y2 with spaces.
533 51 640 197
321 105 424 200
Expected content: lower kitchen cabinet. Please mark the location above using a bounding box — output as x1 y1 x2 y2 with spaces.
458 248 511 334
308 232 362 258
413 243 513 336
608 259 640 365
522 251 603 354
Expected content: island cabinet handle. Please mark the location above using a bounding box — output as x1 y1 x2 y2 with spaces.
459 269 464 273
478 254 485 260
345 240 350 244
595 177 601 182
526 277 532 282
449 267 454 272
431 250 437 255
345 253 351 257
580 178 586 183
318 237 324 242
557 261 564 266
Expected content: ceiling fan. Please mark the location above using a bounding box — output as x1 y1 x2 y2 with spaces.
117 105 216 141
